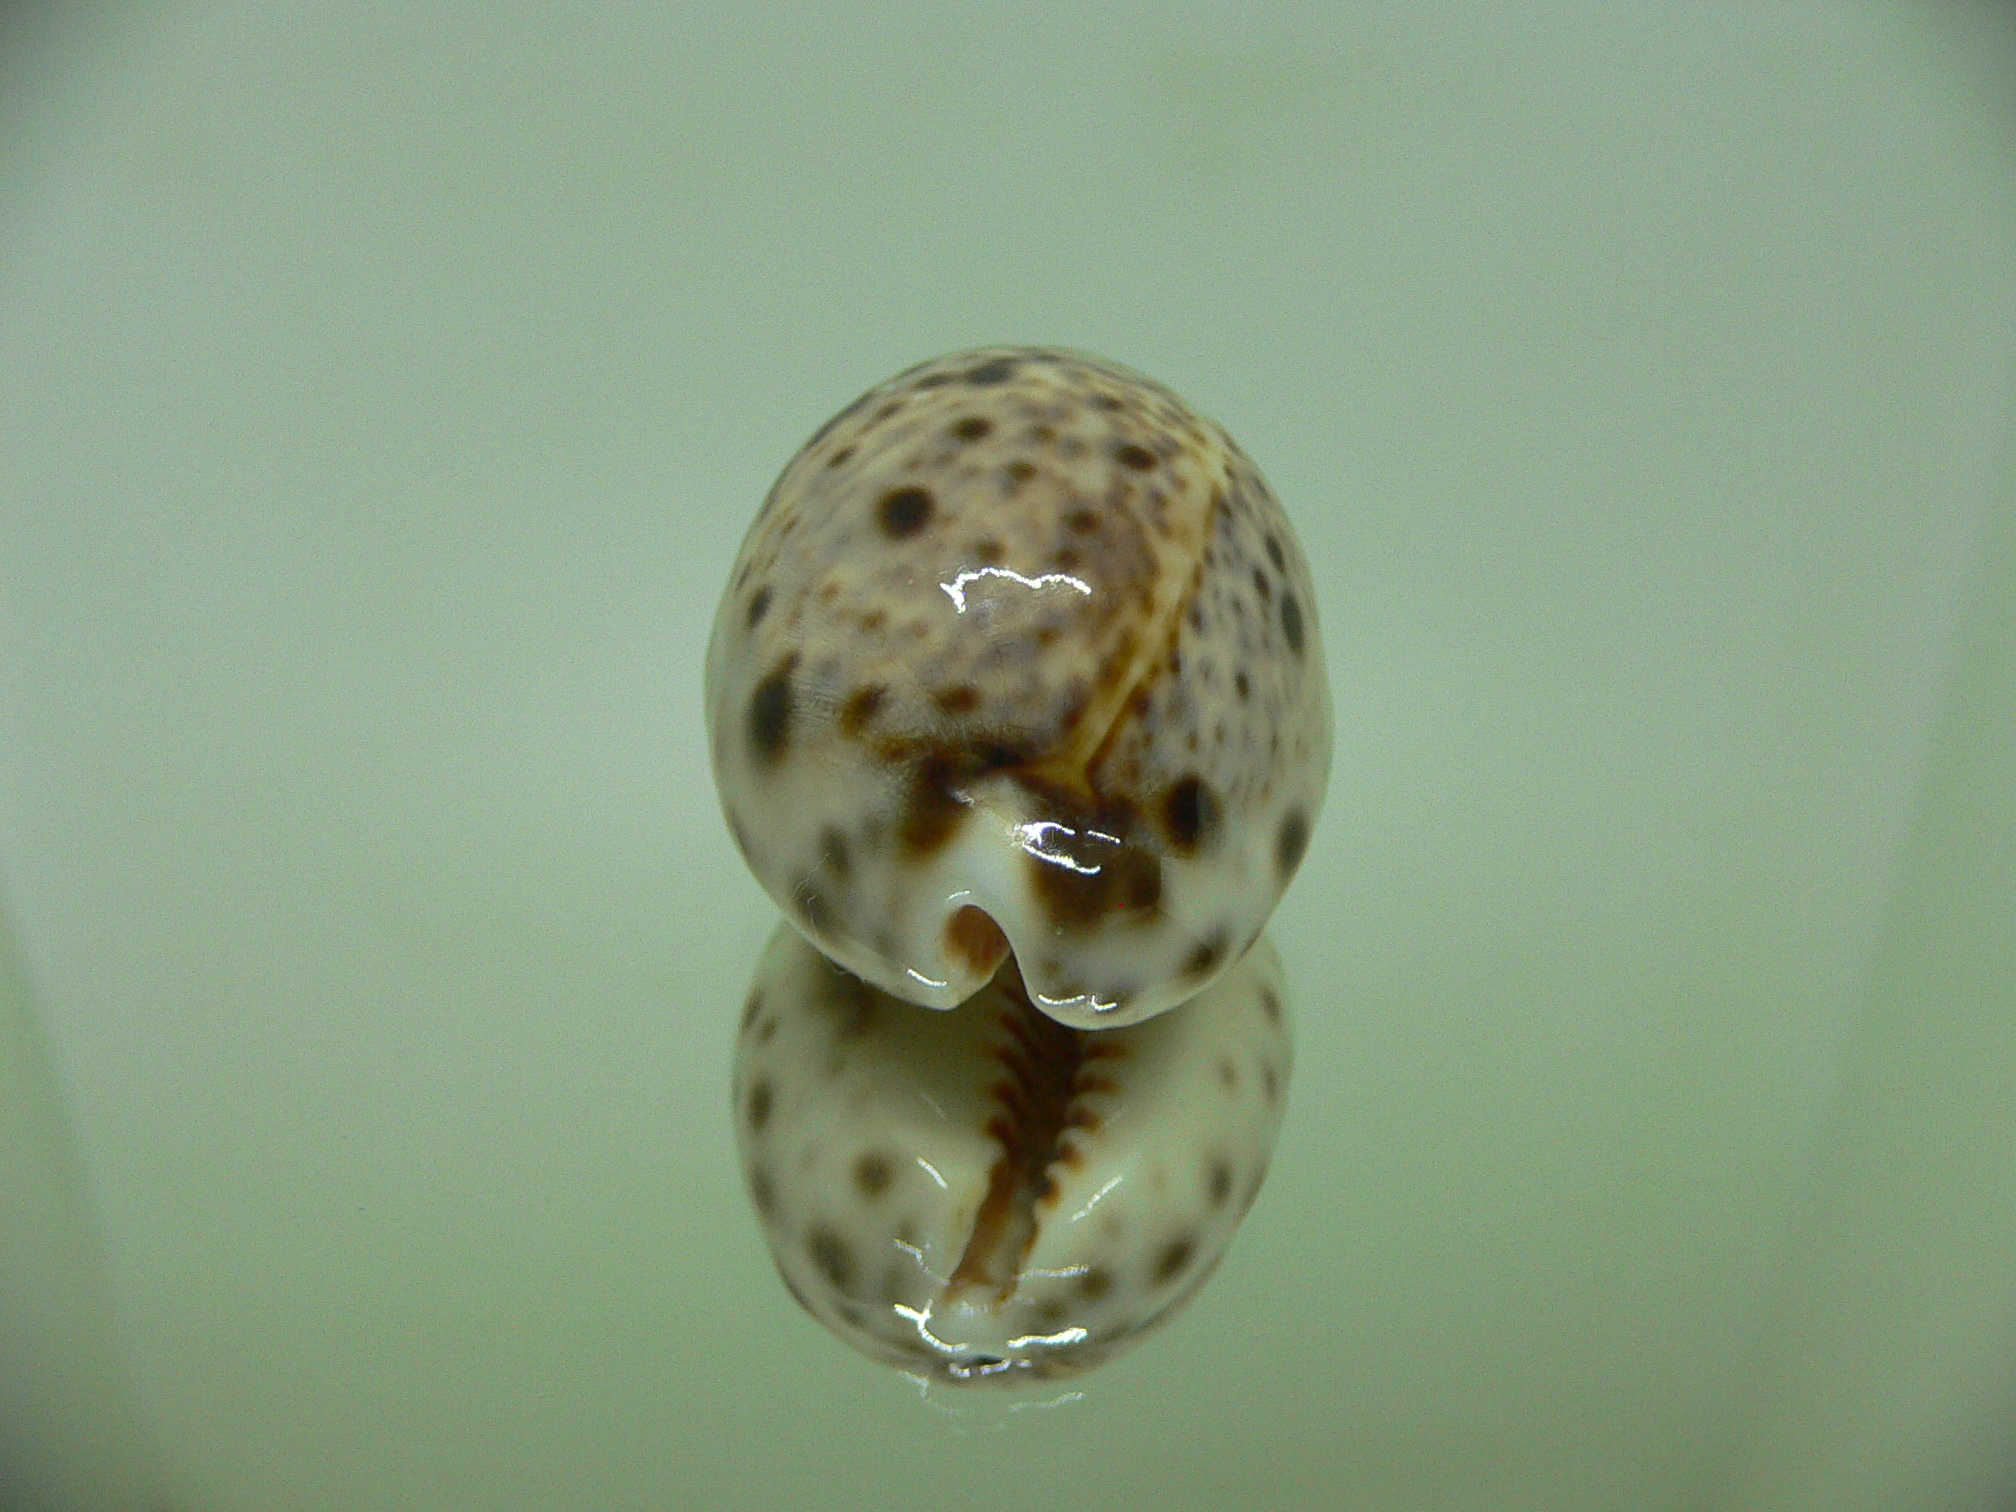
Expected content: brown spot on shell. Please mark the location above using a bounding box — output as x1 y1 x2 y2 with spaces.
1160 775 1221 855
740 989 763 1032
950 416 992 441
807 1226 857 1292
965 357 1017 385
934 685 980 716
746 1079 773 1133
1154 1236 1196 1285
746 585 772 627
817 964 879 1038
818 827 850 879
1281 591 1305 655
878 486 934 539
747 658 796 765
1113 442 1156 471
1277 809 1310 879
1208 1159 1234 1207
1028 838 1161 929
1265 534 1286 572
839 684 884 736
945 905 1009 977
853 1151 894 1197
1184 929 1229 979
899 756 971 856
749 1164 777 1216
1077 1267 1112 1300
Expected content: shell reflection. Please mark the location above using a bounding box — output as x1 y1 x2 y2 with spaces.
732 921 1293 1384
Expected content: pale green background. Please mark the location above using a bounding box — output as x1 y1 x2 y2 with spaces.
3 3 2015 1509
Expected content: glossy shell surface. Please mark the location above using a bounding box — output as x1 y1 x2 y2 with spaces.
706 346 1330 1028
733 921 1293 1383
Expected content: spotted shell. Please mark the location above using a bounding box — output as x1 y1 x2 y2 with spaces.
706 347 1331 1028
733 920 1292 1383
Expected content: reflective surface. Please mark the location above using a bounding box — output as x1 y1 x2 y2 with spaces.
3 3 2015 1510
732 923 1291 1383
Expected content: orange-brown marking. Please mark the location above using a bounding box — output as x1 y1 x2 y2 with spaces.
944 905 1010 978
946 967 1093 1304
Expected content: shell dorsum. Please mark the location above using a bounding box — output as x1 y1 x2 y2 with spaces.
732 921 1293 1383
706 346 1330 1028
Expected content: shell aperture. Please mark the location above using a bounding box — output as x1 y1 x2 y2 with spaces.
733 921 1293 1384
705 347 1331 1029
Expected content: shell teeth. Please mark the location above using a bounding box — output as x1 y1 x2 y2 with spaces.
732 922 1293 1383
